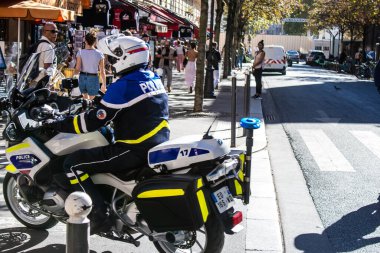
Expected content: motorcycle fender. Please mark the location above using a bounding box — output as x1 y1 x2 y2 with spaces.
4 163 19 174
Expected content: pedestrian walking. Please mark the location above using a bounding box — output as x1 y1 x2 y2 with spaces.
37 22 58 70
32 22 58 84
175 40 185 72
237 43 245 70
374 60 380 93
252 40 265 99
75 30 106 100
184 42 198 93
157 40 177 92
206 42 221 89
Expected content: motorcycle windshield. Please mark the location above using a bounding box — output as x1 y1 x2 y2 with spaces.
14 43 69 93
15 52 41 92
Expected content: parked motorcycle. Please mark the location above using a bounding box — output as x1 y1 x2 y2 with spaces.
1 51 257 253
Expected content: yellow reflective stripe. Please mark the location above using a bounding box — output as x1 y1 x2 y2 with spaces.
70 178 79 184
5 164 18 173
6 143 30 153
137 189 184 198
197 190 209 222
70 173 89 185
238 170 244 182
116 120 169 144
197 178 203 189
73 115 81 134
239 153 245 171
234 179 243 195
80 174 89 181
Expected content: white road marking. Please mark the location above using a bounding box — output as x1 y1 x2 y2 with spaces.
350 130 380 159
299 129 355 172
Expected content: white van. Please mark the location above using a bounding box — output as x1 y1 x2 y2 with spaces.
262 45 287 75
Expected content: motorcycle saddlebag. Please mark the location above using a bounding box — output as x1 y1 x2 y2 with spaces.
132 174 209 232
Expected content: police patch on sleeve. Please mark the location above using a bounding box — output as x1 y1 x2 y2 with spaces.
96 109 107 120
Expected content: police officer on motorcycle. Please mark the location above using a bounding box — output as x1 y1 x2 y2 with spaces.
48 34 170 234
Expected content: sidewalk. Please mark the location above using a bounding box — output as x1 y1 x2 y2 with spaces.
167 64 283 253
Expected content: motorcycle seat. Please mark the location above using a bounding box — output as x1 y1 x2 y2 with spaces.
112 166 157 182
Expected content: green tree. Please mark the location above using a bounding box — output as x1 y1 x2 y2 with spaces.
309 0 380 54
283 0 313 35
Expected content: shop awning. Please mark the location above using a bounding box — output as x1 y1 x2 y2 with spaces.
150 5 185 25
0 0 75 21
148 19 167 33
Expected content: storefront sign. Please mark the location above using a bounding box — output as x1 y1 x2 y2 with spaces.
34 0 82 14
156 25 167 33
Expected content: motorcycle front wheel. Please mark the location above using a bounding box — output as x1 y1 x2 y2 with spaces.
3 173 58 229
153 213 224 253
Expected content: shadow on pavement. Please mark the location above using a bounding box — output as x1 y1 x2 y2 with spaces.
0 227 104 253
22 243 98 253
0 227 48 253
295 201 380 252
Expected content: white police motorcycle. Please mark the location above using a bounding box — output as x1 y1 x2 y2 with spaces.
1 49 260 253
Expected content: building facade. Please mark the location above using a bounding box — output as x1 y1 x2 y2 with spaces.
148 0 200 26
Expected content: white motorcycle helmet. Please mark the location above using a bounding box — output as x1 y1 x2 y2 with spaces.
97 34 149 75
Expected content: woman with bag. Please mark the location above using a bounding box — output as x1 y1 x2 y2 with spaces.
75 30 106 99
184 42 198 93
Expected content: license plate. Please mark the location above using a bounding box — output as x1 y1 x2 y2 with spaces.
212 186 235 213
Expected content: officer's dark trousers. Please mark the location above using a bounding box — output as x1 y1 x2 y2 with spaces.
63 143 146 208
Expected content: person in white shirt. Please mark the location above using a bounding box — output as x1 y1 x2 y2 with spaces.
36 22 58 70
175 40 185 72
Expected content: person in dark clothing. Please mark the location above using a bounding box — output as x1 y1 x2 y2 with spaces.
252 40 265 99
339 50 347 64
157 41 177 92
206 42 222 89
374 60 380 93
47 34 169 234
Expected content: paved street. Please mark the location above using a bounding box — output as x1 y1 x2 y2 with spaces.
262 62 380 252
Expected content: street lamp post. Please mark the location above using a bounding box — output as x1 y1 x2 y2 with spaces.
204 0 215 99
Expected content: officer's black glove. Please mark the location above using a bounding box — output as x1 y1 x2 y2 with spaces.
42 119 60 131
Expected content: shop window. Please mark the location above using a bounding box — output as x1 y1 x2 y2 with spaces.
323 46 329 51
315 46 322 50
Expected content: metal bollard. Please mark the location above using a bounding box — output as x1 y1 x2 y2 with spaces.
231 73 237 148
240 117 261 204
243 69 251 136
65 192 93 253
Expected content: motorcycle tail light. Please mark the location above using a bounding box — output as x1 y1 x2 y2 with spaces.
232 211 243 227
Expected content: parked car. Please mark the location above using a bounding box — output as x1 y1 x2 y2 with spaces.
306 50 325 65
286 50 300 64
262 45 287 75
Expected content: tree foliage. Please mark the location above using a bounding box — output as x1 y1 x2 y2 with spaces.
309 0 380 46
241 0 302 33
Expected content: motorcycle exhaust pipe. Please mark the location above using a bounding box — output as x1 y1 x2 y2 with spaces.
149 231 186 244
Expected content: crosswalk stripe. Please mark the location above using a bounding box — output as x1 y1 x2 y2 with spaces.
299 129 355 172
350 130 380 160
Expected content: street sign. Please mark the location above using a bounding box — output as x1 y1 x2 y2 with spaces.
282 18 308 23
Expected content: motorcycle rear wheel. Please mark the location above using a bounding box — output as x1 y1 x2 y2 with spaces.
3 173 58 229
153 213 224 253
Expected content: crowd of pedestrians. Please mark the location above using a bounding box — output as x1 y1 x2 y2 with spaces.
34 25 254 98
